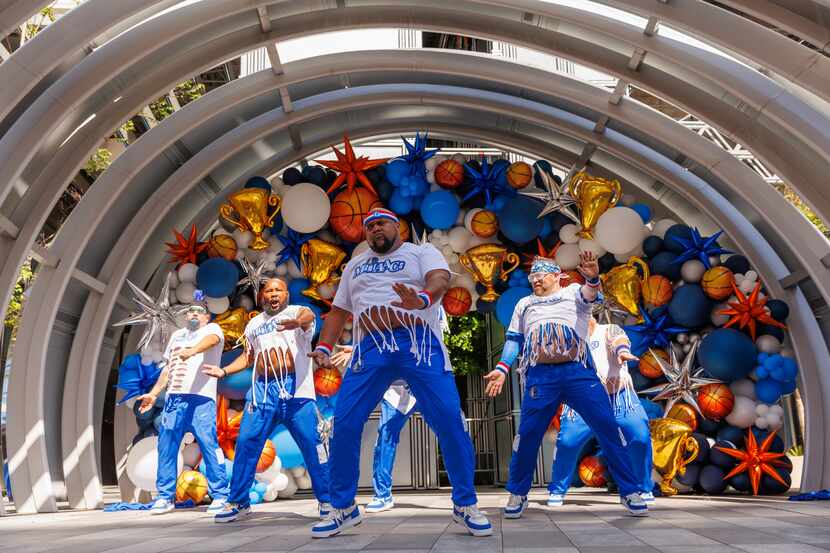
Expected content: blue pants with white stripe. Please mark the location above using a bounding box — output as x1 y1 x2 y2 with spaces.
505 362 641 498
156 393 228 501
372 399 418 500
329 327 476 509
548 391 654 495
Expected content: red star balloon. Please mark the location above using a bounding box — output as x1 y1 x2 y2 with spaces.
522 238 561 269
165 224 208 265
715 429 788 495
718 281 786 340
315 134 388 195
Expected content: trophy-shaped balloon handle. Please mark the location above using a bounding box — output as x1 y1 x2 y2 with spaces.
677 436 700 476
608 178 622 206
300 242 312 278
459 253 474 275
501 252 521 281
568 171 586 199
219 203 246 232
628 256 650 283
265 194 282 228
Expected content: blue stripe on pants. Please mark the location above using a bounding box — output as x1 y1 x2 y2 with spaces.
505 362 641 498
156 394 228 501
329 326 477 509
548 392 654 495
228 375 331 507
372 398 417 499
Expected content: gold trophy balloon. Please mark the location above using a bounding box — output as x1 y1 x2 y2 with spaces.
459 244 520 302
602 257 649 317
220 188 281 250
568 171 622 239
214 307 250 351
650 417 700 496
300 239 347 301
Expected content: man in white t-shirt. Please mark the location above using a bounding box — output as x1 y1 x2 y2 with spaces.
137 290 228 515
308 208 491 539
204 277 331 523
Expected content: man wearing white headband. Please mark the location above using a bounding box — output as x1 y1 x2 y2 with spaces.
484 254 649 517
308 207 491 538
137 290 229 515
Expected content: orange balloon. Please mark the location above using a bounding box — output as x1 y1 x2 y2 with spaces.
642 275 673 308
667 403 698 432
443 287 472 316
314 367 343 397
329 188 382 243
697 383 735 421
435 159 465 189
702 266 735 301
639 349 669 379
579 455 607 487
176 470 209 503
256 440 276 472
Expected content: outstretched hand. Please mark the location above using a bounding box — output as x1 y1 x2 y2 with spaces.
277 318 303 331
308 350 333 369
617 350 638 366
483 370 506 397
391 283 427 310
202 364 224 378
136 393 157 414
577 251 599 280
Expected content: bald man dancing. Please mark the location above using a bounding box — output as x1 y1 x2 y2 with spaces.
309 208 491 538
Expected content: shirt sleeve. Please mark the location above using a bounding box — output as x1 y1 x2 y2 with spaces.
573 283 596 311
419 244 450 277
331 262 353 312
507 297 527 337
204 322 224 345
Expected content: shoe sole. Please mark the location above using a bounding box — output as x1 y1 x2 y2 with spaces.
149 507 174 515
311 515 363 538
214 509 249 523
503 509 524 519
452 513 494 537
546 501 564 507
365 503 394 513
625 508 649 517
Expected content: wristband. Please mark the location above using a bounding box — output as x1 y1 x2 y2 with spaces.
220 368 227 378
315 341 334 356
586 276 601 288
495 361 510 376
416 290 433 309
614 344 631 358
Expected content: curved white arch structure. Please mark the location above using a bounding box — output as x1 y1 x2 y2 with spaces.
2 1 830 513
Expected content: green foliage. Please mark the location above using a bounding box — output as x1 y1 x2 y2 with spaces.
444 312 486 375
5 260 33 332
83 148 113 176
774 183 830 237
149 80 206 122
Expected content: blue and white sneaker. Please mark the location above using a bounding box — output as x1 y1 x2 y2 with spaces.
546 493 564 507
642 492 655 504
452 504 493 537
149 498 174 515
503 494 528 519
319 502 333 519
365 496 394 513
621 493 649 517
214 503 251 523
311 504 362 538
206 498 228 515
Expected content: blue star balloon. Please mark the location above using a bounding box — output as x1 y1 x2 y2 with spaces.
624 306 687 356
275 229 314 271
385 132 440 198
462 158 515 208
400 131 439 165
669 228 732 269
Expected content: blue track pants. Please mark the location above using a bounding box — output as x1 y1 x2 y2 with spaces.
372 398 418 499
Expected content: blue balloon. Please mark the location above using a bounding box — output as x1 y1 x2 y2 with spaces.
539 218 553 238
495 286 531 327
389 190 414 214
649 251 682 281
254 482 268 495
249 491 262 505
196 258 239 298
245 176 271 192
723 255 750 275
642 236 663 258
780 378 797 395
476 298 497 314
698 328 757 382
667 284 710 328
218 367 253 401
384 159 409 186
755 365 769 379
780 357 798 381
490 195 509 213
630 203 652 223
271 426 305 469
765 299 790 322
499 196 544 244
757 352 769 364
420 190 460 230
639 398 664 420
287 278 310 302
755 378 783 404
663 224 693 254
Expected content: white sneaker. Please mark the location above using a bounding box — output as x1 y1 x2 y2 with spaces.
311 504 363 538
213 503 251 523
547 493 564 507
452 504 493 537
149 498 174 515
642 492 655 504
206 498 228 515
319 502 333 519
503 494 528 519
365 496 394 513
621 493 649 517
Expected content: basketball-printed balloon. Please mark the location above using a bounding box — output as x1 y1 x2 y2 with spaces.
560 270 585 287
639 348 669 379
176 470 209 503
256 439 276 472
642 275 673 308
506 162 533 189
329 188 382 243
579 455 607 487
435 159 465 189
443 286 473 316
398 218 411 242
314 367 343 397
697 383 735 421
667 403 698 431
470 209 499 238
702 266 735 301
207 234 238 261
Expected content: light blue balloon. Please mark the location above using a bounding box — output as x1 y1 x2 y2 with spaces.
389 190 414 214
420 190 460 230
254 482 268 495
270 426 305 469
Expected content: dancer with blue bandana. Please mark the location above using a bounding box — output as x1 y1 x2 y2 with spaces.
204 278 331 523
484 255 649 517
137 291 229 515
308 208 491 538
547 316 654 507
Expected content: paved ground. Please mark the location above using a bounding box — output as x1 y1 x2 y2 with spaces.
2 489 830 553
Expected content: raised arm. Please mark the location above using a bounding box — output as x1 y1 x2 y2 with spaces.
577 251 601 303
392 268 451 310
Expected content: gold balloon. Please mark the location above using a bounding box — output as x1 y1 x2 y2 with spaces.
601 257 649 317
667 403 698 432
459 243 520 302
301 238 347 301
568 171 622 239
650 418 700 496
214 307 249 351
220 188 281 250
176 470 209 504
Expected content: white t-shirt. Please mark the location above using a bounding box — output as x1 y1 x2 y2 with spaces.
507 283 594 340
163 322 224 399
588 323 631 384
244 305 316 400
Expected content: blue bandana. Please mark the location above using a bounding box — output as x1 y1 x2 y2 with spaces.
530 258 561 274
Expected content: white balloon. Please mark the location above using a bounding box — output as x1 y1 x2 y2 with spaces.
448 226 473 253
739 279 756 294
730 379 756 400
651 219 677 239
770 404 785 416
281 182 331 233
676 333 689 344
176 282 196 304
275 264 288 276
206 296 230 315
296 475 312 490
263 483 280 502
432 229 445 238
168 271 180 289
711 303 730 326
140 354 153 366
463 208 483 233
681 259 706 283
555 243 581 270
744 270 758 283
756 334 781 354
754 416 769 429
428 181 440 191
270 176 285 194
755 403 770 417
278 473 297 498
682 344 691 353
213 228 232 237
453 272 477 293
765 412 783 431
289 466 307 479
456 208 466 226
725 395 757 428
441 245 454 258
733 273 744 285
177 263 198 284
447 253 459 265
594 207 645 254
126 437 183 492
182 442 202 467
233 229 254 249
244 248 260 263
425 157 440 171
268 236 285 254
272 472 289 492
578 238 606 257
287 260 304 279
559 224 581 244
235 249 245 261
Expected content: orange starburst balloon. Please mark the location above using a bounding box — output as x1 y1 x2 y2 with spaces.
165 224 208 265
718 281 786 340
715 429 788 495
315 134 388 195
216 395 243 459
522 238 562 269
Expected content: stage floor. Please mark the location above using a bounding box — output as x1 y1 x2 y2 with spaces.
2 489 830 553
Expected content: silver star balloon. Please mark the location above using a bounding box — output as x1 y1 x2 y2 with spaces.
519 169 579 222
592 300 630 325
640 340 722 416
411 224 429 246
113 272 187 351
237 257 271 300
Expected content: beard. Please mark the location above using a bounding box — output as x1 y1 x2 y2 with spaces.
263 300 282 315
369 234 395 253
